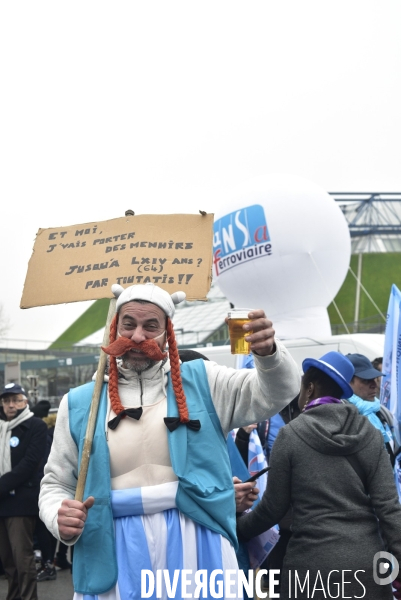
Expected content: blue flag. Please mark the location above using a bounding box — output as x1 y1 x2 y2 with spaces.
226 433 250 482
248 428 268 503
382 284 401 501
235 353 255 369
382 284 401 443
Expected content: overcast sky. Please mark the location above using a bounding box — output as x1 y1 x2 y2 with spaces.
1 1 400 348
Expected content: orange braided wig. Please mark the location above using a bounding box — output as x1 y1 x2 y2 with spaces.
107 313 189 423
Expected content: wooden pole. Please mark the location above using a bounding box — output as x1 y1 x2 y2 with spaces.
75 297 116 501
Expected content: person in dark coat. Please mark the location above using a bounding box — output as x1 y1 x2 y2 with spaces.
237 351 401 600
31 401 58 581
0 383 47 600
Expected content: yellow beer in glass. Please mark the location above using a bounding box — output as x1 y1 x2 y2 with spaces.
227 309 253 355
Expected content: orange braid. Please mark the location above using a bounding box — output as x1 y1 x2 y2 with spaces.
107 314 125 416
167 318 189 423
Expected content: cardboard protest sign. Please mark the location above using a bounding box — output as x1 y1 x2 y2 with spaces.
21 213 214 308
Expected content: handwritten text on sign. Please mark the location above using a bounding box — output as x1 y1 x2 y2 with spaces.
20 214 214 308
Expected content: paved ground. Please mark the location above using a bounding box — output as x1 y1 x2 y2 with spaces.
0 567 74 600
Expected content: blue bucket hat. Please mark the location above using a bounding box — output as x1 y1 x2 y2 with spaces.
302 351 355 399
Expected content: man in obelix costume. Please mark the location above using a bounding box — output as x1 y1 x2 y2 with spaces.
39 283 300 600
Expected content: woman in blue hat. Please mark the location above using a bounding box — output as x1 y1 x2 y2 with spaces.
237 351 401 600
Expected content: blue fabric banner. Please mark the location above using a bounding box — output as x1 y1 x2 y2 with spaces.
248 429 268 503
382 284 401 443
235 353 255 370
382 284 401 501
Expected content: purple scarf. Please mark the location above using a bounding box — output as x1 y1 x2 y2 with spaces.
303 396 342 412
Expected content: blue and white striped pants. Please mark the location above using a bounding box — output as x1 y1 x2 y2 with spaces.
74 481 242 600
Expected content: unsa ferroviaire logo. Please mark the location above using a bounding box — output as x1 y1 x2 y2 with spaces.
213 204 272 276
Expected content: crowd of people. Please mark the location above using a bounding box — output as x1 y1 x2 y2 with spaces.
1 281 400 600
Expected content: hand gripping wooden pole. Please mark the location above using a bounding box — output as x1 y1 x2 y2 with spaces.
75 297 116 502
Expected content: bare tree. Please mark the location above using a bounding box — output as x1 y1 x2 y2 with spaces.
0 304 11 338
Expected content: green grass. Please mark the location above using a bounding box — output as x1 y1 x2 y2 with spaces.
328 252 401 326
49 298 110 349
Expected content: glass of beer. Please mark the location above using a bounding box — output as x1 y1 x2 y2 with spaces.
227 309 253 355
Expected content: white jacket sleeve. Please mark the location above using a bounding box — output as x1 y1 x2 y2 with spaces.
205 339 301 437
39 394 80 544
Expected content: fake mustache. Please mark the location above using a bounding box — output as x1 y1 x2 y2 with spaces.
102 337 167 362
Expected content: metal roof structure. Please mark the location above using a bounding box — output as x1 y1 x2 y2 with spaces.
330 192 401 253
172 282 231 347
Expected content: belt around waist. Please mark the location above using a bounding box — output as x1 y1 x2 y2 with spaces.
111 481 178 518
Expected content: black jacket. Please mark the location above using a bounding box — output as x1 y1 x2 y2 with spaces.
0 416 47 517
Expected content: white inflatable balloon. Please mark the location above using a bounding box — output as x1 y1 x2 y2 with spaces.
213 174 351 338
